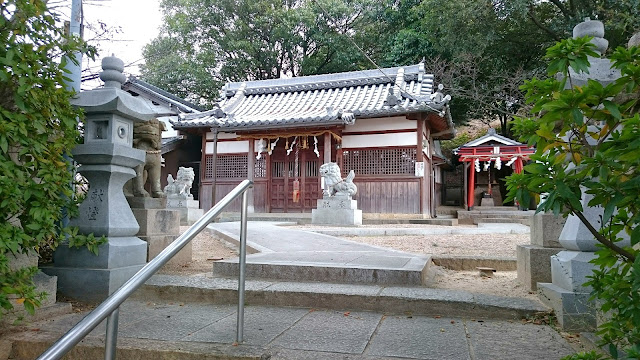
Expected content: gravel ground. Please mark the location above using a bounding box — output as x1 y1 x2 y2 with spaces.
339 233 529 258
160 224 537 300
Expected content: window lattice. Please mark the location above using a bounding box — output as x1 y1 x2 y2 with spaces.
272 161 285 178
342 148 417 176
205 155 266 179
305 161 318 177
255 157 266 178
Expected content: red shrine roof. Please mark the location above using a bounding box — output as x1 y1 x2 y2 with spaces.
454 129 534 162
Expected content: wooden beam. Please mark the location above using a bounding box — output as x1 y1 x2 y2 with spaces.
247 138 255 213
323 132 332 164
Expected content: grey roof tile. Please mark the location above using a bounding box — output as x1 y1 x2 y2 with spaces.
173 63 450 131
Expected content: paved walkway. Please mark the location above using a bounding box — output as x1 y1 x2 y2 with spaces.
8 299 575 360
209 221 432 285
3 221 581 359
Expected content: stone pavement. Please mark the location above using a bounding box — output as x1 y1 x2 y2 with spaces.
7 299 575 360
3 220 580 359
209 221 433 286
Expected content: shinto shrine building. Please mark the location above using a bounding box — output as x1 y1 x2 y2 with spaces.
455 129 535 209
172 63 455 217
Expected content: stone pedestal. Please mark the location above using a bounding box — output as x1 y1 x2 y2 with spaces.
312 196 362 226
42 56 156 303
129 198 190 266
167 197 204 226
4 253 57 314
42 238 147 303
517 245 562 292
517 213 565 291
480 197 494 207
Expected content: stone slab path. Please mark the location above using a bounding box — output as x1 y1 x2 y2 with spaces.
8 299 575 360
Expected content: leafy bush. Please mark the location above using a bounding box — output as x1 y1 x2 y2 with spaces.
0 0 102 317
507 36 639 358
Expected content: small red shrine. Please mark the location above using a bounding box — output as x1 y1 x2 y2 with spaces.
455 129 534 209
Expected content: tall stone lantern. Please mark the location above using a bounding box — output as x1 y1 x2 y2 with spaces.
537 19 629 331
42 56 156 302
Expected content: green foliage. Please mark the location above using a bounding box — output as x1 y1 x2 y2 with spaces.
506 37 640 357
561 350 608 360
0 0 103 317
142 0 382 106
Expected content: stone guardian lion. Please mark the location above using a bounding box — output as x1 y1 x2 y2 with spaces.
319 162 357 198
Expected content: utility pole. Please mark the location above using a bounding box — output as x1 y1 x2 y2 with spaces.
65 0 83 92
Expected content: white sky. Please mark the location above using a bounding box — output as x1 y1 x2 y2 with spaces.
78 0 163 88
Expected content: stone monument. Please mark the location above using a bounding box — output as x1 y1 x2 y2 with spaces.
312 162 362 225
537 19 629 331
516 212 565 291
41 56 151 302
125 124 189 266
165 167 204 225
124 118 166 199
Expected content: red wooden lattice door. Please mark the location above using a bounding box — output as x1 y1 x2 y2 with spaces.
270 147 321 212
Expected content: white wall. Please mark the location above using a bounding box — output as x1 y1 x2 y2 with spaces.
342 132 417 148
344 116 416 133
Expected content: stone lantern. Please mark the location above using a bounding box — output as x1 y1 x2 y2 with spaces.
537 19 629 331
42 56 157 302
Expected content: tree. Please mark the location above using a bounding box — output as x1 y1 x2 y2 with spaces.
141 0 384 106
506 37 640 357
499 0 640 48
0 0 99 317
378 0 550 131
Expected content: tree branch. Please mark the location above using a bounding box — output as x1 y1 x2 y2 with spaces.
527 5 563 42
548 0 574 20
571 207 636 263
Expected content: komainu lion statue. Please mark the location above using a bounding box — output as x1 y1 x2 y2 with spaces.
129 118 166 198
319 162 357 198
164 167 195 199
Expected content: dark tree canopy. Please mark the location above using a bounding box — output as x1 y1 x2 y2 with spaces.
142 0 640 129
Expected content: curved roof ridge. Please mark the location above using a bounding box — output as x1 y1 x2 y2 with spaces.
223 64 425 96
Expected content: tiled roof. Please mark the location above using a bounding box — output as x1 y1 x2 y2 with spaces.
123 77 206 114
458 128 524 148
173 63 453 135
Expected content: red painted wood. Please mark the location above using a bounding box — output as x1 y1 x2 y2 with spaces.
468 165 475 209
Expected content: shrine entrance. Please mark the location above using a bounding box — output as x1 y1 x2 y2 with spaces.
269 145 323 213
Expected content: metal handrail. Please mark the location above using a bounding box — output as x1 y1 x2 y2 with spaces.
38 180 254 360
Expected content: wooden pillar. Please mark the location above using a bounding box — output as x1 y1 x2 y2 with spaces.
463 162 469 209
323 132 332 164
210 127 218 210
514 157 524 174
200 132 210 211
416 117 430 217
247 138 255 213
468 161 476 209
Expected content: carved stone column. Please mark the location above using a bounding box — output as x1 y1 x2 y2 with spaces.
42 56 156 302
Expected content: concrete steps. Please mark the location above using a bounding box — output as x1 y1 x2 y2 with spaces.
207 225 433 287
133 274 549 321
473 217 532 225
216 212 458 226
212 257 430 286
458 209 535 225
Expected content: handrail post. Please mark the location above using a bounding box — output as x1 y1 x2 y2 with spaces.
104 307 119 360
236 190 249 343
36 180 253 360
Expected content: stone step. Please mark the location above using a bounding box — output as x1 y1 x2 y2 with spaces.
9 334 260 360
473 218 531 225
208 226 433 286
133 274 549 321
211 258 430 286
7 298 568 360
363 218 458 226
